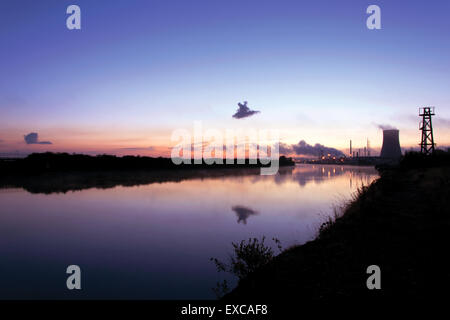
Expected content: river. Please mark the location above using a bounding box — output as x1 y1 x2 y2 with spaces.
0 164 378 299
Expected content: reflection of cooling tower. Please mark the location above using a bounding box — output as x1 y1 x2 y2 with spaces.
380 129 402 158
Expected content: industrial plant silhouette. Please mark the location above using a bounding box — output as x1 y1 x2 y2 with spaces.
380 129 402 159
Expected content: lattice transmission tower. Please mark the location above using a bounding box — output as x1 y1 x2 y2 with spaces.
419 107 435 155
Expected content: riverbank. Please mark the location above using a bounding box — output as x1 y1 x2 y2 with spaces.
0 152 295 193
0 152 294 174
225 151 450 301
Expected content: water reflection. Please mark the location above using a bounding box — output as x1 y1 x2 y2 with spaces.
291 165 375 187
0 164 376 195
0 164 378 299
231 205 259 224
0 167 287 194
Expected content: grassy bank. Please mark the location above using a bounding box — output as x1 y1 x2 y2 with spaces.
224 152 450 301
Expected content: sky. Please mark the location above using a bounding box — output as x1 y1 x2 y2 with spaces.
0 0 449 157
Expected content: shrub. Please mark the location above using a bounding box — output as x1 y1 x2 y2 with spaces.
210 237 282 297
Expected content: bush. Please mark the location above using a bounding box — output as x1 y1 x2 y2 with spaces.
210 237 282 297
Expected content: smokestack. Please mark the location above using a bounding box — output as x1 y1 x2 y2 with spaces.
350 140 352 156
380 129 402 159
367 139 371 157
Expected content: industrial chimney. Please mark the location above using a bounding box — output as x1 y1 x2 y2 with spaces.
380 129 402 159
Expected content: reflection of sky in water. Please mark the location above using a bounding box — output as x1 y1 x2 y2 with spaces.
0 164 378 299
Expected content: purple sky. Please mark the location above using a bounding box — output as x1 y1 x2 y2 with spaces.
1 0 449 157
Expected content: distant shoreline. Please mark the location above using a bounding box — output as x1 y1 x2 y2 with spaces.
0 152 295 176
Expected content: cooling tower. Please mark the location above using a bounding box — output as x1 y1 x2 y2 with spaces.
380 129 402 159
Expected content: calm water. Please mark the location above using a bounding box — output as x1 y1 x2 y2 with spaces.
0 164 378 299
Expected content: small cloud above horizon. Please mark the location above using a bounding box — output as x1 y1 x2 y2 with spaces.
24 132 52 145
232 101 260 119
279 140 344 157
